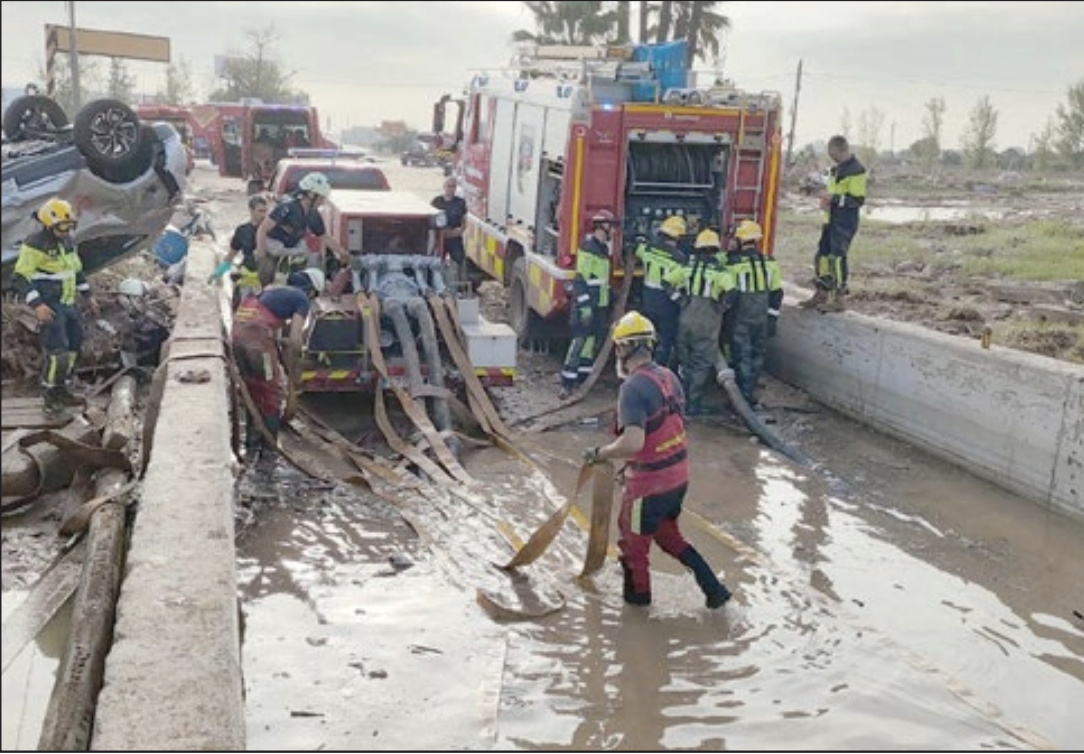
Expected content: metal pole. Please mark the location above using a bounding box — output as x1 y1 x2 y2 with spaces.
784 58 802 169
68 0 81 109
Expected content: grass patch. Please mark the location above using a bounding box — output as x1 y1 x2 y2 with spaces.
772 210 1084 284
992 319 1083 364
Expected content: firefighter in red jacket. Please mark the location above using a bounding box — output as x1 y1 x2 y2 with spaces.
582 311 732 609
231 267 324 460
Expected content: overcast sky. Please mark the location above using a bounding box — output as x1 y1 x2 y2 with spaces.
3 1 1082 151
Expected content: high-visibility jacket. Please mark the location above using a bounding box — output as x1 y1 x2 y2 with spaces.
12 229 88 307
823 154 867 232
635 238 686 291
572 235 612 310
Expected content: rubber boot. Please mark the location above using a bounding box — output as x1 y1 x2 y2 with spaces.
619 557 651 606
42 387 66 418
679 547 732 609
817 289 845 313
799 288 828 310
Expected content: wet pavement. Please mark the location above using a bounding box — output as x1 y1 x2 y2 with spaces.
235 381 1084 750
4 160 1082 750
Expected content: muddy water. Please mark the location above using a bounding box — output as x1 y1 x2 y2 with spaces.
1 594 70 750
236 393 1084 750
188 161 1081 747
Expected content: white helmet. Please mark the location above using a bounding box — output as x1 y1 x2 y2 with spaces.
291 267 325 293
118 278 149 297
298 172 332 197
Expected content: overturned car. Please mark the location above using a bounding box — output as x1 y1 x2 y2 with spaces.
2 95 188 291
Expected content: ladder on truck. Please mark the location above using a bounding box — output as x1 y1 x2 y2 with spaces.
729 92 780 228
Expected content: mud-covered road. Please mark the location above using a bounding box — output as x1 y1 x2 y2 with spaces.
4 160 1082 750
225 163 1082 749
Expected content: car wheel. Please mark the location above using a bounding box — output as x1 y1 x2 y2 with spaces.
2 95 69 141
73 98 150 181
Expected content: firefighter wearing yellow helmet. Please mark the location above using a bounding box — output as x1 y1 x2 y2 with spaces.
720 218 784 409
12 197 99 416
633 214 689 370
661 228 735 415
581 309 733 610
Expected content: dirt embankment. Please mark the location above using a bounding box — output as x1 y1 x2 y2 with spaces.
772 174 1084 365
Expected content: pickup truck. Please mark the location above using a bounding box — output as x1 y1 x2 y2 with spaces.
266 150 390 197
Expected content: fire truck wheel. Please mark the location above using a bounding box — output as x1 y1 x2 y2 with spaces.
509 257 544 343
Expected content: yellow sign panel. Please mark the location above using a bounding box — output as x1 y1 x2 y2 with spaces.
46 25 170 63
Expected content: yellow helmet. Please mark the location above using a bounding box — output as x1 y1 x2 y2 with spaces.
695 229 721 250
37 197 76 230
658 215 687 239
612 311 657 345
734 219 763 242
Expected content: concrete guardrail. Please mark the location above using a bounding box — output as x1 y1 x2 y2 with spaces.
767 290 1083 523
92 240 245 750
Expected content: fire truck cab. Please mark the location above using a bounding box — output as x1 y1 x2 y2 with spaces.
445 40 783 342
190 101 331 193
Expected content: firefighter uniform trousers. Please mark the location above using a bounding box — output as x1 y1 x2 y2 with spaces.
635 242 686 369
231 298 287 447
561 236 611 392
725 253 782 406
671 257 732 415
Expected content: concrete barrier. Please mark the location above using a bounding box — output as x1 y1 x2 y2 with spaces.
93 240 245 750
766 292 1083 523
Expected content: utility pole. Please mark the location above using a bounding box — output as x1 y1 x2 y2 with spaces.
784 58 802 169
67 1 81 109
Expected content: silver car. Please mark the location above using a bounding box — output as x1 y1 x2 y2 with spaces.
2 95 187 291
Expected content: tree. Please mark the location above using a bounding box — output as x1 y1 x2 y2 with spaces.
919 96 946 172
672 1 730 67
614 1 631 43
960 95 998 170
515 1 616 45
1030 117 1058 172
38 56 101 115
159 56 195 105
838 107 853 142
516 2 730 68
209 24 305 104
856 106 885 172
105 57 136 103
1053 78 1084 169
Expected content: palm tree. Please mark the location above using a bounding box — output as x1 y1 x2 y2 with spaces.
515 1 729 68
673 1 730 67
515 1 617 45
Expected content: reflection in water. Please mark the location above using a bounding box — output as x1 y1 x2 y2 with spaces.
863 204 1007 224
238 429 1084 750
1 595 70 751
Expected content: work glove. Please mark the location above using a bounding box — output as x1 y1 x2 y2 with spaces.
33 302 55 324
767 315 778 338
716 367 735 386
576 306 593 328
582 446 603 466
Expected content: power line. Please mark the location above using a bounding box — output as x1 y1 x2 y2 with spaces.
805 69 1063 96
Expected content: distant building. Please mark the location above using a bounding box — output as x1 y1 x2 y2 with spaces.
379 120 408 138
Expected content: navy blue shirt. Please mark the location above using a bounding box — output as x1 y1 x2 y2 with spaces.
256 286 311 321
268 196 326 247
230 221 259 271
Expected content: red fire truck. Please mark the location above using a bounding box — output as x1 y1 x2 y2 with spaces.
441 40 784 343
189 101 334 192
132 103 195 174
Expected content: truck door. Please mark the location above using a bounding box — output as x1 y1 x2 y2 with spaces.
487 98 517 231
